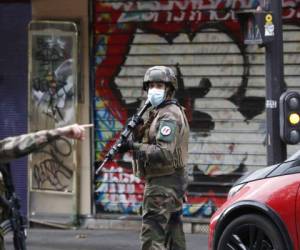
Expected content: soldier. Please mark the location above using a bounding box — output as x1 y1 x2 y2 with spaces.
0 123 88 163
0 123 89 249
120 66 190 250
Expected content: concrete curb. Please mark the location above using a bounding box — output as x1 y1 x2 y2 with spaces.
82 215 209 234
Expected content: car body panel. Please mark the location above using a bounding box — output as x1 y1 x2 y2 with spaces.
209 173 300 250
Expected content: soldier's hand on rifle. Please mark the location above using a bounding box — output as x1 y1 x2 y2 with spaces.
118 139 134 153
128 115 144 141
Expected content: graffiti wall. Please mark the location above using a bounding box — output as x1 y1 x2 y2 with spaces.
28 21 79 219
93 0 300 217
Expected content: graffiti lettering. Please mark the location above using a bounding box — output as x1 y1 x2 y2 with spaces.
112 0 256 12
116 0 259 23
283 0 300 19
32 138 73 191
33 156 72 191
118 9 236 23
95 166 144 213
114 0 300 23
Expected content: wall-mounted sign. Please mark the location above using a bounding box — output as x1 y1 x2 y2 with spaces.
264 14 274 37
237 10 274 45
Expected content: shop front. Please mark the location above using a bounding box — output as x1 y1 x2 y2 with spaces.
2 0 300 226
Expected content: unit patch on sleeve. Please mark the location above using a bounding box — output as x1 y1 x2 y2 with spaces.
156 120 177 142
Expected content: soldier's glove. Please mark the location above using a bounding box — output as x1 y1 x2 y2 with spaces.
118 140 134 154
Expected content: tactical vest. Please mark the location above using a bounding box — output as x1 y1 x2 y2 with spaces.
132 101 189 179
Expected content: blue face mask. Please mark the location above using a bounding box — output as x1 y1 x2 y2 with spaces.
147 88 165 107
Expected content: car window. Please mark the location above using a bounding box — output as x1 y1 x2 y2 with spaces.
286 150 300 161
235 164 279 185
268 160 300 177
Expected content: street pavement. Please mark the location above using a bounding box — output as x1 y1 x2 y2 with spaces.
5 228 208 250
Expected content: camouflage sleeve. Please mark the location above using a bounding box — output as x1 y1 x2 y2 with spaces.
134 111 180 165
0 129 60 163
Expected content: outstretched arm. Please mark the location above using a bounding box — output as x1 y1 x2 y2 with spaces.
0 123 92 163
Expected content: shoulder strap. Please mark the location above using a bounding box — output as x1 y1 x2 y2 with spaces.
157 99 180 109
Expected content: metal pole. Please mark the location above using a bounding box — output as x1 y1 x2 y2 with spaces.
265 0 286 164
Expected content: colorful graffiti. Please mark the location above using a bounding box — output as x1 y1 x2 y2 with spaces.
94 0 300 217
95 162 144 214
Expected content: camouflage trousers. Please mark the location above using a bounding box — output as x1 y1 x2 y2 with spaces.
0 234 3 250
140 186 186 250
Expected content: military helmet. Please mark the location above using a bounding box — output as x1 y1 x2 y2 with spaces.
143 66 177 91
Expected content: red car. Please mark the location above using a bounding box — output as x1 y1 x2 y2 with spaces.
209 151 300 250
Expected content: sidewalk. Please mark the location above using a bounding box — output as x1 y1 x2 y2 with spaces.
5 228 209 250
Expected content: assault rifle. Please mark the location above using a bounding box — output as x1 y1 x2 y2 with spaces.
0 163 27 250
95 100 152 174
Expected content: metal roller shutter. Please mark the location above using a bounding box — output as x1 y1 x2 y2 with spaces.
93 1 300 218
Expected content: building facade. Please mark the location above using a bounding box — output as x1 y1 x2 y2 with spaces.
0 0 300 224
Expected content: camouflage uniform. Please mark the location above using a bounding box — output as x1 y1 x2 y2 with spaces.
132 100 190 250
0 129 61 249
0 129 61 164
